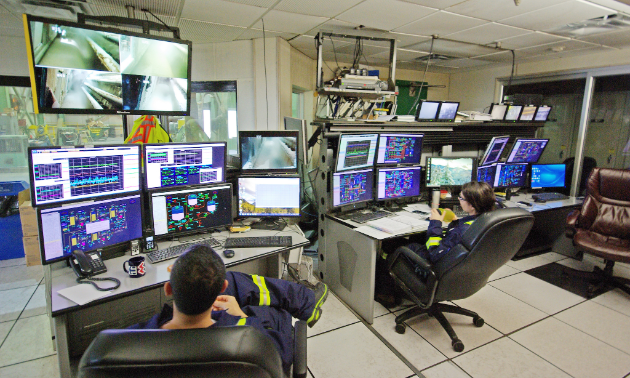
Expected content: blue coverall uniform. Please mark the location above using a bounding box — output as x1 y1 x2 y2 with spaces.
408 214 477 263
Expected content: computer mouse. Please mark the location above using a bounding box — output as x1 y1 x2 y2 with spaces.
534 198 547 203
223 249 235 258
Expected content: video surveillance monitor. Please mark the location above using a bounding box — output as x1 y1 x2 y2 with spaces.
530 164 566 189
239 131 299 173
237 176 300 218
477 164 497 185
28 145 141 207
519 106 537 121
437 102 459 122
425 157 476 188
38 194 143 264
489 104 508 120
534 106 552 121
493 163 528 188
415 100 440 121
504 105 523 121
335 133 378 172
376 133 424 166
377 166 422 200
332 168 374 208
479 135 510 166
150 184 233 238
506 138 549 163
144 142 226 190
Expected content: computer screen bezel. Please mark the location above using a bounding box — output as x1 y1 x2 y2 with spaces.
149 182 234 240
335 133 379 172
239 130 299 174
489 103 508 120
37 192 144 265
332 168 375 208
493 163 528 188
518 106 538 121
376 165 422 201
534 106 553 122
479 135 510 167
425 156 477 188
436 101 460 122
375 133 424 166
28 144 142 208
529 163 567 189
237 175 301 218
505 138 550 163
143 141 227 191
415 100 441 121
504 105 523 121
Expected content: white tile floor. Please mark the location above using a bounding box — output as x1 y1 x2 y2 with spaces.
1 253 630 378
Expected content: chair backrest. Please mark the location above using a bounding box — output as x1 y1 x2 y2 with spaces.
78 327 285 378
432 207 534 302
576 168 630 240
560 156 597 196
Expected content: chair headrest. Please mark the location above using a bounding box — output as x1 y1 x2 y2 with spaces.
589 168 630 203
460 207 534 250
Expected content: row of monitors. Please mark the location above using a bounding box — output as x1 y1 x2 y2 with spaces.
28 131 301 207
489 104 552 122
479 137 549 166
336 133 424 172
38 176 301 265
415 101 460 122
478 163 566 189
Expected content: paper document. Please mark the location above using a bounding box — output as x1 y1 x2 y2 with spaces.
58 284 111 305
390 214 429 229
355 226 393 239
367 217 412 234
405 203 432 213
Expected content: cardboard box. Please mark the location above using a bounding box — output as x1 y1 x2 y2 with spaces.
23 235 42 267
19 200 38 237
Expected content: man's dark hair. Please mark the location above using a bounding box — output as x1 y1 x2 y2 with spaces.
169 244 226 315
461 181 496 215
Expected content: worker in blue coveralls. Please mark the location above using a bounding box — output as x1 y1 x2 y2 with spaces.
129 244 328 375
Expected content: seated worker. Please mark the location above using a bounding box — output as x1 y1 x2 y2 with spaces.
130 244 328 374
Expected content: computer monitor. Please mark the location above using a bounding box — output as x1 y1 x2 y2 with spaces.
332 168 374 208
376 166 422 200
28 145 141 207
534 106 552 121
479 135 510 166
437 102 459 122
335 133 378 172
425 157 476 187
376 133 424 166
38 194 143 264
506 138 549 163
493 163 528 188
504 105 523 121
477 164 497 185
144 142 226 190
284 117 308 165
237 176 300 218
239 131 299 173
415 100 440 121
530 164 566 189
519 106 537 121
489 104 508 120
150 184 233 238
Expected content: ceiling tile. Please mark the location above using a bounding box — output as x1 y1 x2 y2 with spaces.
235 28 298 40
394 10 488 36
178 18 246 43
389 32 431 48
252 10 329 34
401 0 464 9
445 23 531 45
275 0 364 18
406 38 498 58
307 18 363 37
432 58 494 68
516 39 598 57
517 45 615 63
88 0 184 18
579 29 630 48
0 27 25 38
498 0 616 31
223 0 278 6
371 48 428 62
336 0 438 31
495 32 568 49
0 13 22 29
181 0 267 27
445 0 571 22
85 5 178 37
472 51 515 62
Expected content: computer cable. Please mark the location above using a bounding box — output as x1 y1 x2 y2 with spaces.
76 276 121 292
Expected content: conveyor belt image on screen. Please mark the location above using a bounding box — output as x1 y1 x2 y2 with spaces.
38 67 122 110
119 36 188 79
241 137 297 170
122 74 187 112
166 190 229 233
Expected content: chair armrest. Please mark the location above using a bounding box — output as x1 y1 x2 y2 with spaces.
387 246 431 272
566 209 581 238
292 320 307 378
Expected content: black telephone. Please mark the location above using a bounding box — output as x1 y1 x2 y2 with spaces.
70 250 107 278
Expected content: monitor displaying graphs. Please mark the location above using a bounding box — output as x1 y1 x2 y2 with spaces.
336 134 378 172
28 145 140 206
377 166 421 200
426 157 476 187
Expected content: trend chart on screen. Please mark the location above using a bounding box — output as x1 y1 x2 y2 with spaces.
69 156 125 196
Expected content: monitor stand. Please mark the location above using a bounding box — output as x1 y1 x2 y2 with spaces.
250 218 286 231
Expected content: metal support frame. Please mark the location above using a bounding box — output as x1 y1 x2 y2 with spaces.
572 74 596 197
77 13 181 39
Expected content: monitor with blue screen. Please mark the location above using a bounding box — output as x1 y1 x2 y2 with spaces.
530 164 566 188
376 133 424 165
504 105 523 121
377 166 421 200
425 157 476 187
506 138 549 163
335 133 378 172
333 168 374 207
493 163 528 188
535 106 552 121
477 164 497 185
415 100 440 121
437 102 459 121
479 135 510 166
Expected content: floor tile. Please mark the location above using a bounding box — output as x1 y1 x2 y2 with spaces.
371 313 446 371
421 360 471 378
452 285 548 335
307 292 360 337
308 322 413 378
554 300 630 355
452 337 572 378
591 288 630 317
21 285 46 319
541 252 569 263
0 321 14 345
0 258 25 269
556 255 602 272
488 264 520 282
0 314 55 367
510 317 630 378
373 300 390 318
490 273 584 315
0 355 59 378
0 286 38 322
0 265 43 291
506 254 556 271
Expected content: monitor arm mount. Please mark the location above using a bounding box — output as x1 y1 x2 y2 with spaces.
77 12 181 39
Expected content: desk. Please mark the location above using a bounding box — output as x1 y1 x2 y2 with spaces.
48 226 309 378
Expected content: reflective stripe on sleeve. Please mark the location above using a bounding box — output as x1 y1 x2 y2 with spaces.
426 236 442 248
236 318 247 326
252 275 271 306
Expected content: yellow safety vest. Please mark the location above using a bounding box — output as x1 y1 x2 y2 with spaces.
125 115 170 144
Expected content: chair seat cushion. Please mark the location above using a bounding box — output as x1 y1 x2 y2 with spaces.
575 229 630 263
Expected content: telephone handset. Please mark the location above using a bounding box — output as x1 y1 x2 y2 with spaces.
70 250 120 291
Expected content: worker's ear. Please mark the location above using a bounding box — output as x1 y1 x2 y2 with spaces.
164 281 173 296
221 279 228 293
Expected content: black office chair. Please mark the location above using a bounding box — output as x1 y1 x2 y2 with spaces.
77 321 308 378
387 208 534 352
559 156 597 196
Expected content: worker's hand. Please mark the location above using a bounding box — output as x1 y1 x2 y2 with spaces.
213 295 247 318
429 208 445 222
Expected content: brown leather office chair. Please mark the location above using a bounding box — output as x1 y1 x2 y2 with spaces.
566 168 630 297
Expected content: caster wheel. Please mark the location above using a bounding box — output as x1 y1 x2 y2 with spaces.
395 323 406 334
452 339 465 352
473 316 484 327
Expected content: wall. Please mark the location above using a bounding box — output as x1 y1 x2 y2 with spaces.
0 35 30 76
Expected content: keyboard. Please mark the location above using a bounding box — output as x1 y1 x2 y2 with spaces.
224 236 293 249
348 210 391 224
146 238 220 264
531 192 569 201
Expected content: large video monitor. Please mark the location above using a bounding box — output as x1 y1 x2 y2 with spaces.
489 104 507 120
376 133 424 166
535 106 552 121
504 105 523 121
150 184 233 238
335 133 378 172
237 176 300 218
479 135 510 166
24 15 192 115
38 194 143 264
519 106 537 121
144 142 226 190
506 138 549 163
28 145 141 207
493 163 528 188
437 102 459 122
239 131 299 173
477 164 497 185
425 157 476 188
332 168 374 208
415 100 440 121
377 166 422 200
530 164 566 189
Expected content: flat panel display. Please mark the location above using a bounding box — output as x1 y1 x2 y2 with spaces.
477 164 497 185
519 106 537 121
479 135 510 166
284 117 308 164
332 168 374 207
239 131 298 173
335 133 378 172
377 166 421 200
425 157 476 188
237 176 300 218
28 145 140 206
437 102 459 121
506 138 549 163
493 163 528 188
376 133 424 165
504 105 523 121
489 104 507 120
530 164 566 188
415 100 440 121
534 106 552 121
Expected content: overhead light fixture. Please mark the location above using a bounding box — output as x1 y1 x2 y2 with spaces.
548 13 630 37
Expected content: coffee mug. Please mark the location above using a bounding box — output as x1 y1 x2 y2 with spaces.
123 256 146 278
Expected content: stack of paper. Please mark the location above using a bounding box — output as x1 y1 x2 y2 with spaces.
366 214 430 234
